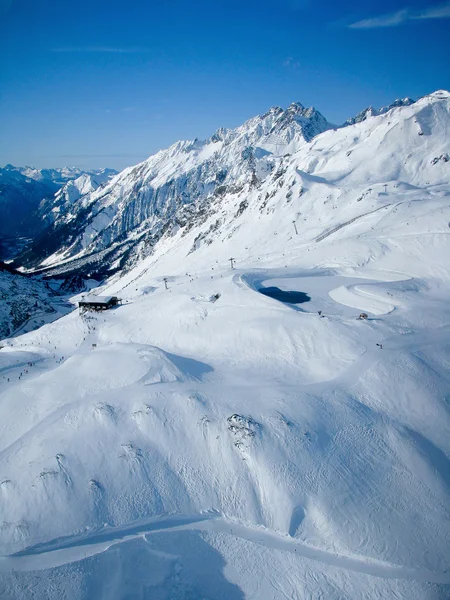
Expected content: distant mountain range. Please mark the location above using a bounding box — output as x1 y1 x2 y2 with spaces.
0 165 117 245
8 91 449 283
1 93 449 600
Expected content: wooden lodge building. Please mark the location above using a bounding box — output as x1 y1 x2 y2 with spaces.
78 295 120 312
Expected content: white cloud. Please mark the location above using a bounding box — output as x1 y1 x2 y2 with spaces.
349 2 450 29
349 9 409 29
414 3 450 19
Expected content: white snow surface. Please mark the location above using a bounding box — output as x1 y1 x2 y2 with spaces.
1 92 450 599
54 170 116 206
79 295 115 304
33 91 450 281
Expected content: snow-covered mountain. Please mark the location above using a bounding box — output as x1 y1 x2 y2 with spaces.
10 165 116 186
14 166 84 185
16 92 449 284
16 102 334 276
343 97 415 126
0 167 59 238
0 165 117 245
38 169 119 226
55 169 118 204
1 91 450 599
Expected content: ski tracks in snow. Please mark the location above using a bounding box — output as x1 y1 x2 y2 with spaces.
1 512 449 584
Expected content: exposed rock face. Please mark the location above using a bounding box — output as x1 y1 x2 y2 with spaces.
0 165 117 241
13 103 334 275
0 263 72 338
343 97 415 126
12 91 450 284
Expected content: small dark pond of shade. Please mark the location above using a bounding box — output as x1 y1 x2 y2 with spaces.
258 286 311 304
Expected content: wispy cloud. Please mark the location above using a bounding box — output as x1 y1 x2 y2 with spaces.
349 9 409 29
52 46 151 53
283 56 301 69
349 2 450 29
415 3 450 19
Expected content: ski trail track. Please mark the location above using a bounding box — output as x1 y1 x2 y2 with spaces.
1 512 449 584
2 268 448 586
0 316 104 463
2 269 448 465
315 203 393 243
239 268 450 390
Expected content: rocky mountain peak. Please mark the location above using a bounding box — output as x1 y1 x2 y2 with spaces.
344 96 416 127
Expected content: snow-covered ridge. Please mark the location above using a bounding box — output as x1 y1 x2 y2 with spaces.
16 101 334 273
0 166 117 243
343 97 415 126
1 90 450 599
3 165 117 186
41 170 118 225
18 90 450 282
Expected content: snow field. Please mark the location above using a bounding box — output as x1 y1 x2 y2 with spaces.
1 91 449 598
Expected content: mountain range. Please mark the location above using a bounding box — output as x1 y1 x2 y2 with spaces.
11 91 450 282
0 166 117 257
0 91 449 600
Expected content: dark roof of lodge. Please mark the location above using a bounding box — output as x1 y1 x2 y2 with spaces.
79 295 117 305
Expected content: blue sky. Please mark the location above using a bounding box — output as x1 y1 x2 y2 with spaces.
1 0 449 170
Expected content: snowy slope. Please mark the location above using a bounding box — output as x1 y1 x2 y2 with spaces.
0 91 450 599
343 97 415 126
38 169 118 226
19 92 450 286
17 102 333 274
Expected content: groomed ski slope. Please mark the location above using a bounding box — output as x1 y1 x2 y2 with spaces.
1 260 449 596
2 512 449 584
1 93 450 599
